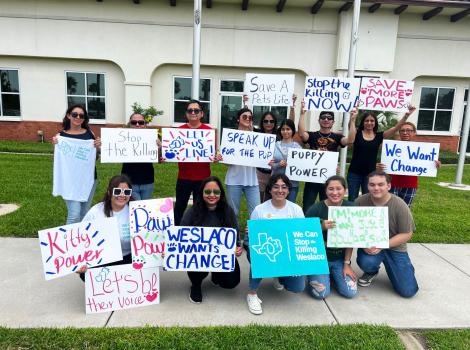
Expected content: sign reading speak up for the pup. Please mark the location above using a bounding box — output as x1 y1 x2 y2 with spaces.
245 73 294 107
286 149 339 183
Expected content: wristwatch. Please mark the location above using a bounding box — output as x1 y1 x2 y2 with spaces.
343 260 351 265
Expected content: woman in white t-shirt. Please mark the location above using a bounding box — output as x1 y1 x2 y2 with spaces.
245 174 305 315
76 174 133 281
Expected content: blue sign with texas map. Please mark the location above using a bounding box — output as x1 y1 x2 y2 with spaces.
248 218 329 278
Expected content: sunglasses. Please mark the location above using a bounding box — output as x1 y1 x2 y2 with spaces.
319 115 334 121
263 119 275 124
130 120 145 126
70 112 85 119
203 189 221 196
186 108 202 114
240 114 253 121
112 188 132 196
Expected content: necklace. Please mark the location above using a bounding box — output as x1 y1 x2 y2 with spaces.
317 131 332 138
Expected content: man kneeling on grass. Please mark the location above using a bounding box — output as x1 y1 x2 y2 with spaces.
355 171 418 298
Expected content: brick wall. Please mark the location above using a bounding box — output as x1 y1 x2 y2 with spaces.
411 135 460 152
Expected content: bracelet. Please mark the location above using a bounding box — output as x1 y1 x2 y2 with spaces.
343 260 351 265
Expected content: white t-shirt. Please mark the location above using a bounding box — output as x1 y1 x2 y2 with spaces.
250 199 304 220
82 202 131 256
225 164 258 186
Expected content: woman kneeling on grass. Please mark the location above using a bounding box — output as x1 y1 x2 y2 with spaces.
306 175 357 299
246 174 305 315
76 175 133 281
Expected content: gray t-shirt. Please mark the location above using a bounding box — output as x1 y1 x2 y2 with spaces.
355 194 415 252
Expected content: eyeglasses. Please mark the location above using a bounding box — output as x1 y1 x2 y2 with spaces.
186 108 202 114
112 188 132 196
240 114 253 121
319 115 334 121
70 112 85 119
203 189 221 196
263 119 275 124
130 120 145 126
399 129 415 134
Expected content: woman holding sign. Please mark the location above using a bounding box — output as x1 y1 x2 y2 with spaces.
305 175 357 299
180 176 243 304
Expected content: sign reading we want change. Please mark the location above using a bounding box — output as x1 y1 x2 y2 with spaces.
38 217 123 280
220 128 276 169
381 140 440 177
245 73 294 107
287 149 339 184
101 128 159 163
327 207 389 248
358 78 414 112
164 226 237 272
248 218 329 278
161 128 215 162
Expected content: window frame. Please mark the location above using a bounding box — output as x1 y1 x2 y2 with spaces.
173 75 212 125
417 85 456 134
0 68 22 120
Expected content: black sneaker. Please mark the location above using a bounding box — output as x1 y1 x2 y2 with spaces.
189 285 202 303
358 272 378 287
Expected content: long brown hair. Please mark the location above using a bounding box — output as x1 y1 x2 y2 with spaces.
102 175 133 217
62 104 91 131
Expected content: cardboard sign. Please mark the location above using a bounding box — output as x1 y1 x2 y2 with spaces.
164 226 237 272
381 140 440 177
129 198 174 268
161 128 215 162
327 207 389 248
286 149 339 183
245 73 294 107
358 78 414 112
85 264 159 314
304 76 360 112
38 217 123 280
248 218 329 278
220 128 276 169
100 128 159 163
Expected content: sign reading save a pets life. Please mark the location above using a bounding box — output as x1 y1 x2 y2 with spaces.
381 140 440 177
38 217 123 280
286 149 339 184
220 128 276 169
245 74 295 107
327 207 389 248
129 198 174 269
161 128 215 162
100 128 159 163
358 78 414 112
85 264 159 314
163 226 237 272
248 218 329 278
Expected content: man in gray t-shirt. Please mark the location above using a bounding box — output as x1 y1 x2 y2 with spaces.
354 171 418 298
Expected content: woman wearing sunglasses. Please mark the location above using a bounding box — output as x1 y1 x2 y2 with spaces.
76 174 133 281
180 176 242 303
52 104 101 224
121 113 155 200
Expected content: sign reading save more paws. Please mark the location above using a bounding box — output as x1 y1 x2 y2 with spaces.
358 78 414 112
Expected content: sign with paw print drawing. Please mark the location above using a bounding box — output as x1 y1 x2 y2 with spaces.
85 264 159 314
161 128 215 162
358 78 414 112
129 198 174 268
247 218 329 278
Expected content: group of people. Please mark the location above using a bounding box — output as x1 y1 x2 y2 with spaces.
53 96 439 315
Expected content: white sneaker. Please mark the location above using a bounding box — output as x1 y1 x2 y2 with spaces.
247 293 263 315
273 278 284 291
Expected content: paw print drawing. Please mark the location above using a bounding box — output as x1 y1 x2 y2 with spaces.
95 267 110 282
132 257 146 270
167 242 177 252
164 150 178 159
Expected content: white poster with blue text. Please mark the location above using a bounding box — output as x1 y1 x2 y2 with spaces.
161 128 215 162
304 76 360 112
287 148 339 183
381 140 440 177
245 73 294 107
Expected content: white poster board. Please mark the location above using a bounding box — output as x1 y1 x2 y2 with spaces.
286 149 339 183
100 128 159 163
245 73 294 107
304 76 360 112
358 78 414 112
327 207 389 248
381 140 440 177
161 128 215 162
220 128 276 169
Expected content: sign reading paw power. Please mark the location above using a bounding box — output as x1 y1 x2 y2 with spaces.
248 218 329 278
161 128 215 162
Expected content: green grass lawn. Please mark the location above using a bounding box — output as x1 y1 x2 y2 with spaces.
424 329 470 349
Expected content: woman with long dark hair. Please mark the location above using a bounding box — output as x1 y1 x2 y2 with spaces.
256 111 278 202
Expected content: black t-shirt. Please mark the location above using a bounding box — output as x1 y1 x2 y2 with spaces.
349 131 384 176
306 131 345 152
121 163 155 185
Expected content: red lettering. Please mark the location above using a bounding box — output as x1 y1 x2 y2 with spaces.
48 231 65 256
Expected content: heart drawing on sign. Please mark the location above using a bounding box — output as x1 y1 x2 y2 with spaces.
146 292 158 302
160 198 173 213
360 88 367 95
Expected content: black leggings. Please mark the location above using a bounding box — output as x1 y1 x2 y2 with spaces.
187 258 240 289
79 254 132 282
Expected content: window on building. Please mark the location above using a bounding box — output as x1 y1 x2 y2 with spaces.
174 76 211 123
0 69 21 117
417 87 455 132
66 72 105 120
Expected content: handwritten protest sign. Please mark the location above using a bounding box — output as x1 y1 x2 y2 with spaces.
381 140 440 177
100 128 158 163
161 128 215 162
220 128 276 169
164 226 237 272
245 73 294 107
304 76 360 112
129 198 174 268
358 78 414 112
327 207 389 248
85 264 159 314
286 149 339 183
248 218 329 278
38 217 123 280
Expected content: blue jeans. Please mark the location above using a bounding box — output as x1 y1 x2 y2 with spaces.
249 268 305 293
307 260 357 299
132 183 154 201
288 186 299 203
302 182 326 213
226 184 260 218
64 181 97 224
347 171 369 202
357 248 418 298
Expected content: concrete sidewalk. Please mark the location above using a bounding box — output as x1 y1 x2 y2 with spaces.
1 238 469 329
